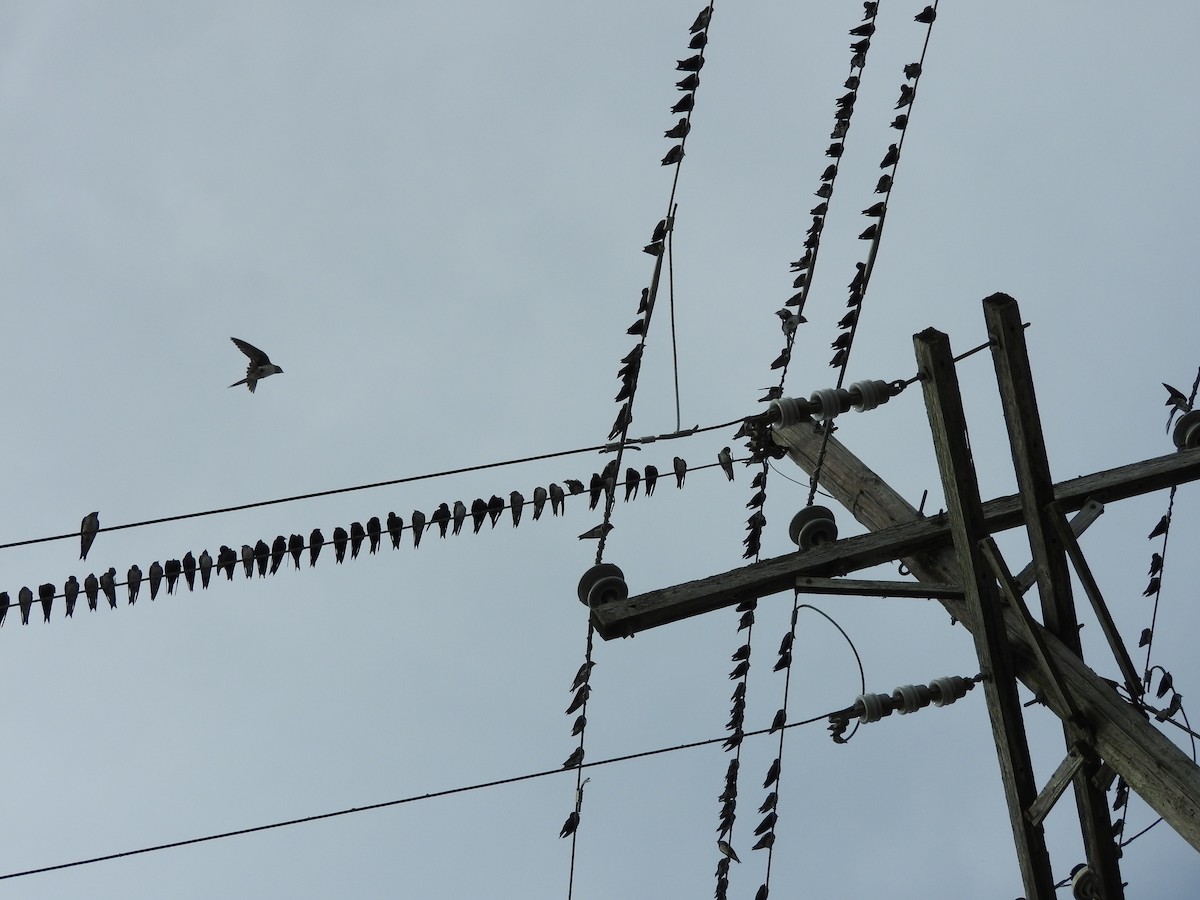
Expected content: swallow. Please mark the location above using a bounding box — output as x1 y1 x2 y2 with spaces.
366 517 382 554
411 510 426 548
387 513 403 549
858 224 878 241
770 348 790 369
895 84 914 109
904 62 922 80
471 499 488 533
19 587 33 625
443 502 463 536
763 758 780 788
650 219 669 243
688 30 707 50
876 174 892 193
759 791 778 814
182 551 197 589
774 649 792 672
890 114 908 130
815 182 833 199
729 660 749 680
0 592 8 626
665 117 690 139
64 576 80 617
731 644 750 661
269 536 287 574
626 316 646 336
1157 693 1183 722
1148 515 1169 539
670 93 694 115
914 5 936 24
1143 577 1160 597
672 457 687 488
676 54 704 72
1164 382 1191 430
1138 628 1152 647
549 483 565 516
570 660 595 692
862 201 886 218
229 337 284 392
718 447 735 481
218 545 237 580
149 561 164 599
571 714 587 736
661 145 684 166
350 521 366 558
487 495 504 528
1148 552 1163 577
752 833 775 851
37 583 55 622
565 478 585 496
81 573 99 610
1157 671 1174 699
826 142 843 158
248 541 266 577
80 511 100 560
880 144 899 168
199 549 213 587
676 73 700 92
864 1 878 18
240 545 254 578
755 812 777 836
722 732 743 751
309 529 324 566
746 490 766 509
849 21 874 36
690 6 712 32
287 535 303 570
101 568 118 608
333 527 348 563
832 332 852 350
830 348 848 368
717 840 741 864
560 811 580 839
588 473 603 510
566 684 591 714
624 467 640 501
849 38 870 54
532 487 548 520
128 565 142 604
562 747 585 769
165 559 181 595
1112 781 1128 812
578 523 613 540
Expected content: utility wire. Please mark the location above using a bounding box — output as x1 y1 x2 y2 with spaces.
0 709 839 883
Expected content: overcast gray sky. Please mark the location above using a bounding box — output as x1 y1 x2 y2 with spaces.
2 2 1199 897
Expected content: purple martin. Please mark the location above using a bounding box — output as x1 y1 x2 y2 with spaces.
333 527 349 563
880 144 899 168
688 30 707 50
101 568 118 608
549 483 565 516
253 540 269 577
670 93 694 115
676 73 700 92
566 684 591 714
862 201 886 217
411 510 426 548
487 495 504 528
836 90 856 108
1139 628 1152 647
1143 576 1160 597
309 529 324 566
673 456 687 488
826 142 843 158
665 117 690 139
717 840 741 864
751 470 766 489
564 479 584 496
849 21 874 36
859 223 878 241
864 1 878 18
763 758 780 788
38 583 55 622
752 833 775 851
729 660 749 680
1158 693 1183 721
571 714 587 736
904 62 922 80
731 644 750 661
387 513 403 549
774 649 792 672
228 337 283 393
1164 382 1189 411
471 499 488 533
830 348 848 367
875 174 892 193
890 114 908 130
240 545 254 578
661 145 685 166
746 490 766 509
895 84 914 109
431 504 451 538
0 592 8 626
217 545 237 580
164 559 181 595
676 54 704 72
128 565 142 604
690 6 712 33
183 551 197 589
65 576 80 617
651 219 669 243
1148 515 1169 539
1149 552 1163 577
578 522 613 540
755 812 777 835
270 536 287 574
626 316 646 336
562 746 584 769
19 586 33 625
80 510 100 560
510 491 524 527
1157 671 1174 699
624 467 640 501
820 165 837 183
84 575 100 611
779 632 793 653
849 38 870 55
560 811 580 839
815 182 833 199
570 660 595 692
738 610 754 631
451 501 467 535
532 487 548 520
760 792 778 815
636 288 651 314
200 549 213 587
914 5 936 24
367 517 382 554
350 521 366 558
770 347 790 369
723 732 743 751
832 332 852 350
149 561 164 599
644 465 659 496
287 536 304 570
718 447 735 481
589 473 604 510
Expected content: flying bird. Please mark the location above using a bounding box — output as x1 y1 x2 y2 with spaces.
128 565 142 604
451 501 467 535
149 561 164 599
718 447 735 481
1148 515 1169 539
471 499 488 533
101 568 118 608
411 510 427 548
914 5 936 24
270 536 287 574
562 747 584 769
254 540 269 577
80 511 100 560
578 523 613 540
165 559 182 594
549 483 566 516
183 551 197 589
367 517 382 554
309 529 324 566
38 583 55 622
644 465 659 496
532 487 549 520
664 118 690 139
287 535 304 570
487 496 504 528
19 587 33 625
673 456 687 488
217 546 237 580
717 840 741 864
240 545 254 578
64 576 80 617
228 337 283 393
624 467 640 501
510 491 524 527
199 549 213 587
387 513 403 549
333 527 349 563
350 521 366 559
559 811 580 839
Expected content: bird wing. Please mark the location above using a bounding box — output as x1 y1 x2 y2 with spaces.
231 337 272 366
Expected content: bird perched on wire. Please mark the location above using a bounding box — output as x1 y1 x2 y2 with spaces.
183 551 198 589
452 501 467 535
229 337 283 392
387 513 403 549
717 840 741 864
38 583 55 622
350 522 366 558
914 5 936 24
287 536 304 570
578 523 613 540
127 566 142 603
367 517 382 553
80 511 100 560
718 447 735 481
200 549 214 587
673 457 687 488
532 487 549 520
432 503 452 538
333 527 349 563
65 576 79 617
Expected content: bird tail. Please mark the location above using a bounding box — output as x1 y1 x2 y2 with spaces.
229 378 247 389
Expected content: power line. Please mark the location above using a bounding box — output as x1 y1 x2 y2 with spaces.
0 709 838 884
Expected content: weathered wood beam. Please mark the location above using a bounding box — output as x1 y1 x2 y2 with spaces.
916 326 1057 898
985 294 1124 897
793 576 963 600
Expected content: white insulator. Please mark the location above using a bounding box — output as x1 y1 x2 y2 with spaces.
770 396 810 428
854 692 891 723
808 387 851 420
892 683 931 714
929 675 971 707
1172 409 1200 451
1070 864 1099 899
849 379 890 412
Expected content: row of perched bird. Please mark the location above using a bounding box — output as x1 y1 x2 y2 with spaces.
0 459 709 627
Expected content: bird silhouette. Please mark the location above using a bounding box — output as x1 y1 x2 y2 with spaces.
876 174 892 193
333 527 349 563
562 747 584 769
64 576 79 617
38 583 54 622
661 145 684 166
731 644 751 662
644 465 659 496
387 513 403 549
183 551 198 589
688 30 707 50
565 479 586 496
624 468 640 501
270 536 287 574
914 5 936 24
570 660 595 692
217 546 236 581
864 1 878 18
676 73 700 92
717 840 741 864
670 93 694 115
18 587 33 625
690 6 712 32
1148 515 1169 539
763 758 780 788
589 473 603 510
578 523 613 540
849 21 874 36
431 503 451 538
78 511 103 562
718 447 735 481
101 568 118 607
0 592 8 626
452 501 467 535
676 54 704 72
1138 628 1152 648
774 649 792 672
566 684 590 715
880 144 899 168
228 337 283 392
673 456 687 488
891 114 908 130
904 61 922 79
350 522 366 559
200 549 213 587
626 316 646 336
287 536 304 570
1149 552 1163 577
84 574 99 611
254 540 269 577
664 118 690 139
471 499 488 533
411 510 427 548
729 660 749 680
240 545 254 579
309 529 324 566
509 491 524 527
755 812 777 836
571 715 587 736
532 487 549 520
145 562 162 600
127 565 142 604
752 833 775 851
549 483 565 516
486 496 504 528
559 811 580 839
165 559 181 595
1143 577 1160 597
1157 671 1174 699
367 517 382 554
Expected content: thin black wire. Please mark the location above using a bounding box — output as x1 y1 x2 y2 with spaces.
0 708 840 884
668 201 682 434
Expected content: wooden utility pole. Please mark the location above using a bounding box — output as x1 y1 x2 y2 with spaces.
591 295 1200 899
